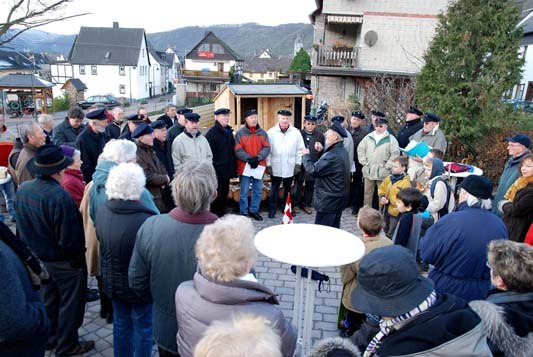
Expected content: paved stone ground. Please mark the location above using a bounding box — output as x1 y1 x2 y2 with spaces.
3 206 359 356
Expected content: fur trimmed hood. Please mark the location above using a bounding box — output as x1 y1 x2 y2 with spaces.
308 337 361 357
469 300 533 357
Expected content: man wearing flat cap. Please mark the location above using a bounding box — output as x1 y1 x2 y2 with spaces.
407 112 447 177
205 108 237 217
133 123 171 213
348 111 370 215
293 115 325 214
118 112 145 141
302 122 350 228
234 109 271 221
367 109 395 135
15 144 95 356
171 112 213 172
420 174 508 302
266 109 305 219
151 119 174 180
76 108 108 182
397 106 424 149
493 133 531 216
167 107 192 148
357 116 400 208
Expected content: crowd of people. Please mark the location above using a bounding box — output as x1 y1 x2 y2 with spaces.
0 102 531 357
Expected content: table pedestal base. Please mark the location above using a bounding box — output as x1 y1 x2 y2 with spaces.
293 266 317 356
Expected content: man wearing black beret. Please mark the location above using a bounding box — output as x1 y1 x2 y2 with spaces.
205 108 238 217
167 107 192 148
348 111 369 214
367 109 395 136
302 123 350 228
118 112 145 141
76 108 108 182
396 106 424 149
293 115 325 214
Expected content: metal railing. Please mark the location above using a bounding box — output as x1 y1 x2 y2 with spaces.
181 69 230 78
315 46 359 68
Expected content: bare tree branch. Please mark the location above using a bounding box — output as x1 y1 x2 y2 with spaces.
0 0 89 47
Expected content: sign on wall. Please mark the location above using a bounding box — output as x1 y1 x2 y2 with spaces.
198 51 215 58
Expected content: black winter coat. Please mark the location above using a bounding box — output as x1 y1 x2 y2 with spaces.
158 114 175 129
167 123 184 147
154 138 174 179
396 118 423 149
502 184 533 243
349 126 369 167
105 122 123 141
300 129 325 181
303 141 350 213
52 119 86 147
76 126 106 183
205 121 237 180
95 199 156 304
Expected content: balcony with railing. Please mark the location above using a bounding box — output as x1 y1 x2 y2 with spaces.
181 69 230 79
315 45 359 68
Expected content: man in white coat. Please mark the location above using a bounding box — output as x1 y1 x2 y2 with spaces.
266 109 305 219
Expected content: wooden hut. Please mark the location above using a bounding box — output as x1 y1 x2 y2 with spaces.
0 73 54 115
213 83 308 130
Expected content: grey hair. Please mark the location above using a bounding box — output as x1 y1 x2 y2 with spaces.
20 123 41 143
37 113 54 125
72 149 81 161
98 139 137 164
461 188 492 210
171 160 217 214
111 107 124 115
165 103 176 112
105 163 146 200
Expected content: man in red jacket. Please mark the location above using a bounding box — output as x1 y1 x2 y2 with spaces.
234 109 270 221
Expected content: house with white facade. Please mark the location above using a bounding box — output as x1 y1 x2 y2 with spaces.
182 31 242 102
51 22 151 102
509 10 533 101
148 46 169 96
164 48 182 85
310 0 448 108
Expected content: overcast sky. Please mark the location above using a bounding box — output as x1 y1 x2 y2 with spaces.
2 0 317 35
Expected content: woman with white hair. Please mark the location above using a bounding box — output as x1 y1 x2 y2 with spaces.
95 163 156 357
420 175 509 301
175 214 296 357
80 139 159 323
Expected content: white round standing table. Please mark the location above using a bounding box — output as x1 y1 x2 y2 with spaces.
255 224 365 356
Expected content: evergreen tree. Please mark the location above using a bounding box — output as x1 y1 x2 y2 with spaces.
417 0 523 148
289 48 311 73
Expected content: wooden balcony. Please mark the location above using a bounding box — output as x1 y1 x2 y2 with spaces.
182 69 230 79
315 46 359 68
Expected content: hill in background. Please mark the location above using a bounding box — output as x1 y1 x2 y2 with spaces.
2 23 313 59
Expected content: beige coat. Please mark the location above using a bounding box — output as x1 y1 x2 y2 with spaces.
357 132 400 181
340 233 392 312
15 143 38 185
79 181 99 277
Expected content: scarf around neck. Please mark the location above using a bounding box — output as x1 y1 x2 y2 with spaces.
504 175 533 201
364 290 437 357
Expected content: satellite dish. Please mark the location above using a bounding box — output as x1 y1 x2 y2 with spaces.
364 31 378 47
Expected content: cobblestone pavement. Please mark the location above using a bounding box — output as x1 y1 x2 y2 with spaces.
20 207 361 356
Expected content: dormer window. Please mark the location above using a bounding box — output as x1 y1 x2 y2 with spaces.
105 52 111 59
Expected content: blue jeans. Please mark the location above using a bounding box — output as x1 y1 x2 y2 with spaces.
0 180 16 221
239 175 263 214
112 300 153 357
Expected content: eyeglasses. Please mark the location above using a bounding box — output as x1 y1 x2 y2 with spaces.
305 122 316 125
375 125 384 128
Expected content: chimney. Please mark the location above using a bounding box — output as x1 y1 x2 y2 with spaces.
113 22 119 29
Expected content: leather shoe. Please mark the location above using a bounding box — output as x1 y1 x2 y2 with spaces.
303 206 313 214
248 212 263 221
65 341 95 356
268 211 276 219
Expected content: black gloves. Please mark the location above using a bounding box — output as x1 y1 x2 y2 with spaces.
247 156 259 169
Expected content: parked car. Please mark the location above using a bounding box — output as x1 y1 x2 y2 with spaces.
77 95 119 109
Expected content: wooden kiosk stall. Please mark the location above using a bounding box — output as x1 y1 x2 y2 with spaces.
213 83 309 205
213 83 309 130
0 74 54 117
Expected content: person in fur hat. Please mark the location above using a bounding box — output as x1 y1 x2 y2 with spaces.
308 337 361 357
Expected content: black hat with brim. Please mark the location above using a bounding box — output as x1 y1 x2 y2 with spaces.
184 112 201 122
132 123 154 139
329 122 348 138
214 108 231 115
177 108 193 115
371 110 385 118
408 106 424 116
304 115 318 122
126 113 144 122
150 119 166 130
331 115 345 123
351 245 434 317
27 144 74 176
278 109 292 116
86 108 107 120
351 111 365 119
243 109 257 118
375 117 389 125
423 112 441 123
